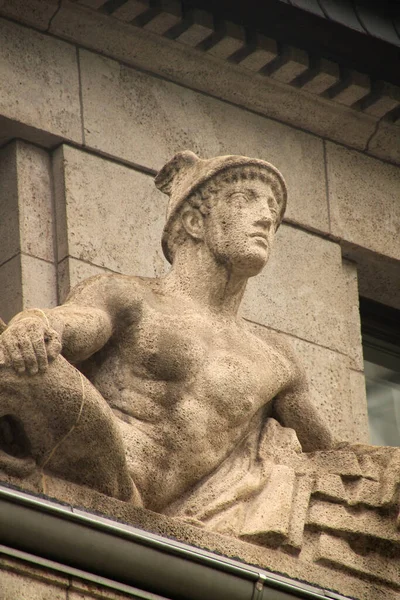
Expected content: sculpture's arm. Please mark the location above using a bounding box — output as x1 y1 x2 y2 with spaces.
0 275 124 374
272 362 334 452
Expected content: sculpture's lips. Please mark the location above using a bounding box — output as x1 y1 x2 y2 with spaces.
249 232 269 245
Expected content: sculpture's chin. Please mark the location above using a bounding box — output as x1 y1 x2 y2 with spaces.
232 251 269 277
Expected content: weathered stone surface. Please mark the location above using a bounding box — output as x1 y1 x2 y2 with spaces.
313 473 347 503
77 0 108 8
0 141 55 265
0 566 67 600
341 260 363 371
346 244 400 312
4 463 400 600
0 150 398 600
327 142 400 260
349 370 369 444
237 34 277 72
362 82 400 119
368 121 400 165
58 257 115 303
0 151 337 523
0 254 56 324
16 142 55 263
0 141 57 321
0 114 65 149
0 0 59 31
20 255 57 312
299 58 340 95
205 21 246 60
0 143 19 267
69 582 132 600
247 322 366 443
174 8 213 46
328 71 370 106
0 554 69 589
0 18 82 143
308 501 400 545
268 47 309 84
112 0 150 22
79 50 329 232
0 256 23 323
317 534 400 589
285 474 314 550
241 225 358 359
290 341 361 443
49 2 384 161
53 145 168 276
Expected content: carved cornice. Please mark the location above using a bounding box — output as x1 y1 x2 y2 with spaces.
75 0 400 123
0 0 399 165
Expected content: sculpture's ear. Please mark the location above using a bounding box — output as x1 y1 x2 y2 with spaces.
180 205 205 241
155 151 198 195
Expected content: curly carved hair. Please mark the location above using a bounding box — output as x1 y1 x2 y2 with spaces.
166 166 284 262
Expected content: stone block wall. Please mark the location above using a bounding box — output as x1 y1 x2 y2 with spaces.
0 553 132 600
0 4 400 598
1 8 399 444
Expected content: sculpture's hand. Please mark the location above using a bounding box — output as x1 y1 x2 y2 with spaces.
0 317 62 375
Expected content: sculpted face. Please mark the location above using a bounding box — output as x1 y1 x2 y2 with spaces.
202 179 280 276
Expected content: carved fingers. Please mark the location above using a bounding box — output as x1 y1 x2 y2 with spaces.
0 317 61 375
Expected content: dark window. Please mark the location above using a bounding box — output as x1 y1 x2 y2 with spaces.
360 298 400 447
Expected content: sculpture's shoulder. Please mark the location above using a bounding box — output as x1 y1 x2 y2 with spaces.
243 320 305 385
65 273 157 308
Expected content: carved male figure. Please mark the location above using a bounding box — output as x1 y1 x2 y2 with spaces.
0 152 334 512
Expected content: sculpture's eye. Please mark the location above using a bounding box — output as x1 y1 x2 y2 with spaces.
229 192 249 203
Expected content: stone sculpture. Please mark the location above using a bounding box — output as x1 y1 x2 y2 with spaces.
0 152 399 557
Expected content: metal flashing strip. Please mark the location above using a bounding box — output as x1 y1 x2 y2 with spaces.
0 485 351 600
0 544 170 600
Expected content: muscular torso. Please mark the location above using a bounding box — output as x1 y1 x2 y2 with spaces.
78 277 295 511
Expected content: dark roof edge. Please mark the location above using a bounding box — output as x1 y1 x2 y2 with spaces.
0 485 351 600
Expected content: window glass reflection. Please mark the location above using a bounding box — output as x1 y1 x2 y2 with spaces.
365 359 400 447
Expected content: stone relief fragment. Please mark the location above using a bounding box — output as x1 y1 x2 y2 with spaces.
0 152 399 588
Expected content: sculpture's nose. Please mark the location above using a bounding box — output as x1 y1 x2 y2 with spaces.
254 214 273 233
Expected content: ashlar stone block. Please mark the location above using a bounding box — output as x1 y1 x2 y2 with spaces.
0 141 55 265
112 0 150 22
368 121 400 165
79 50 329 233
20 254 57 312
0 567 67 600
327 142 400 260
0 17 82 142
0 0 59 30
237 34 277 72
70 578 140 600
49 2 379 157
0 256 23 323
53 145 169 283
174 9 213 47
0 141 57 321
0 255 57 323
349 370 369 444
345 244 400 312
317 533 400 589
290 337 365 443
241 225 361 362
0 143 19 267
58 257 115 303
308 501 400 545
0 555 69 590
